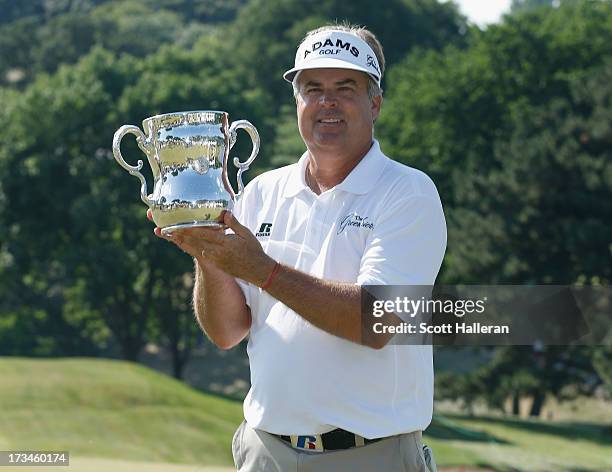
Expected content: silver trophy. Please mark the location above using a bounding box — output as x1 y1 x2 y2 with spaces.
112 110 259 233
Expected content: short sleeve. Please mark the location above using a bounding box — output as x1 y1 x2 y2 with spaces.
229 184 253 308
357 195 447 286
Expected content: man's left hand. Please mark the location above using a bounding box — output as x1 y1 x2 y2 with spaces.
168 211 276 286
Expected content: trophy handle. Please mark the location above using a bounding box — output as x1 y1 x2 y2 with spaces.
229 120 260 199
112 125 154 206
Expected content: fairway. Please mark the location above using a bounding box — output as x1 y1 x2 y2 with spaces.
0 358 610 472
424 414 612 471
0 358 243 467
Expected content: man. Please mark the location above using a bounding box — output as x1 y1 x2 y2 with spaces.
150 24 446 472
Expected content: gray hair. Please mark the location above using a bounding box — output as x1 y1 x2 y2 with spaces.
292 23 385 100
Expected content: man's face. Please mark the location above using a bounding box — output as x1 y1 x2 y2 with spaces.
295 68 382 155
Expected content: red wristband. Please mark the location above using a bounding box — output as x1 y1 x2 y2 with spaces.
261 262 281 290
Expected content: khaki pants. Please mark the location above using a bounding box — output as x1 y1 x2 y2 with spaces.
232 420 432 472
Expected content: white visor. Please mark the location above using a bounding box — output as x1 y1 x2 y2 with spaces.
283 30 381 86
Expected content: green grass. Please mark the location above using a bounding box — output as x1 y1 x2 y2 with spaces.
424 414 612 471
1 357 611 472
0 357 243 466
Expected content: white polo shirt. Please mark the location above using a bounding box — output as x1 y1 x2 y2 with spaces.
233 140 447 438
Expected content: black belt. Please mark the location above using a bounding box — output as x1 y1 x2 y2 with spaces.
277 428 383 451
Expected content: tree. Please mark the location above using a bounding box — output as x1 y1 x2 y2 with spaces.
511 0 556 14
0 32 270 367
0 0 45 25
227 0 468 123
0 49 148 358
150 272 201 379
378 0 612 283
449 59 612 284
0 0 226 88
593 346 612 395
377 1 612 414
141 0 248 24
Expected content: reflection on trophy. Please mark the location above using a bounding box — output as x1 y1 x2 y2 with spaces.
112 110 259 234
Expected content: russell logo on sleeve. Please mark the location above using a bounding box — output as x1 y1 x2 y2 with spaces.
256 222 272 238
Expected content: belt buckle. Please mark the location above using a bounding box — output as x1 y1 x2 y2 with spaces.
290 434 324 452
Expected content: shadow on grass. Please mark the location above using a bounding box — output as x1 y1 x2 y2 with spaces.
425 416 511 444
474 462 516 472
443 413 612 446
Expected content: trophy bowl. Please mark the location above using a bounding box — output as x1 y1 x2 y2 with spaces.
112 110 259 233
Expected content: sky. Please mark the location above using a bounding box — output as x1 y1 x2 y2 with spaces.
450 0 513 26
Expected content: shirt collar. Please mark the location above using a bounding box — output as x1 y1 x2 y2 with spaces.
282 140 388 198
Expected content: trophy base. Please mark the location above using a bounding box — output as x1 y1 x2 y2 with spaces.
161 221 225 235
